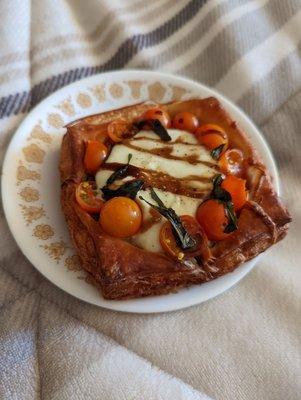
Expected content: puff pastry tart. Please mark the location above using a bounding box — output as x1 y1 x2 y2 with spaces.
59 98 291 300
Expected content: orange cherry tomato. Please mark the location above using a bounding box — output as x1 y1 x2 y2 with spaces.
159 215 206 260
107 119 133 143
196 199 231 241
75 182 103 214
172 111 199 133
195 124 228 150
84 140 108 174
221 175 247 211
100 197 142 238
219 148 244 176
138 108 171 128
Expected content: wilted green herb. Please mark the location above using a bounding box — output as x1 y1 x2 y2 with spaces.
136 119 171 141
140 188 196 250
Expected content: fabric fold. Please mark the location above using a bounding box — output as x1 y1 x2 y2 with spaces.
0 1 300 399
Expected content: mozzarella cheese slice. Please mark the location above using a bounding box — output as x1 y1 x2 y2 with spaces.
96 129 216 253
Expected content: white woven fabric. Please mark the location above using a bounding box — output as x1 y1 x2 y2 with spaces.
1 1 301 399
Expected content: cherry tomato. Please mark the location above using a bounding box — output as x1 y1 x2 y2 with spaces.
75 182 103 213
138 108 171 128
196 199 231 241
195 124 228 150
107 119 134 143
221 175 247 211
100 197 142 238
219 148 244 176
172 112 199 133
159 215 207 260
84 140 108 174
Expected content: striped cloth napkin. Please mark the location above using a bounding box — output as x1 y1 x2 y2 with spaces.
1 1 300 399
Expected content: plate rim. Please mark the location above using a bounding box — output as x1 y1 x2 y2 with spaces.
1 69 280 313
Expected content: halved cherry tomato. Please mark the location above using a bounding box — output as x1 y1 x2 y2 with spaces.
196 199 231 241
195 124 228 150
100 197 142 238
219 148 244 176
84 140 108 174
172 112 199 133
159 215 207 260
107 119 133 143
138 108 171 128
221 175 247 210
75 182 103 213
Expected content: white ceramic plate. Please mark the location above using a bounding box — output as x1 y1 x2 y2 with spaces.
2 70 279 313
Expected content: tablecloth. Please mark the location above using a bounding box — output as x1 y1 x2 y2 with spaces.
1 1 300 399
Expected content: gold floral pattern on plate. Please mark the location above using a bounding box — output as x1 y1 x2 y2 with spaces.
29 124 53 143
76 93 92 108
89 84 106 102
33 224 54 240
22 143 45 164
109 83 123 98
17 165 40 184
85 274 95 286
41 240 68 263
65 254 82 272
170 85 188 100
127 81 143 99
148 82 166 102
19 187 40 202
47 113 64 129
20 205 45 225
56 97 75 116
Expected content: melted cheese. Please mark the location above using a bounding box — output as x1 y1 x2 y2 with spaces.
134 188 201 252
135 129 198 143
132 139 213 163
106 145 215 179
96 129 216 253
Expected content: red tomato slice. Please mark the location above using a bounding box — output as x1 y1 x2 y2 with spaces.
75 182 103 213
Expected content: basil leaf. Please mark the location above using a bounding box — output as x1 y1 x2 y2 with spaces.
106 154 132 185
211 144 225 160
150 186 166 208
136 119 171 142
224 201 238 233
212 174 231 202
140 188 197 250
151 119 172 141
211 174 238 234
102 179 144 200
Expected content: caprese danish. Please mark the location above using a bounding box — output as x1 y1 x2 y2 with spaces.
60 98 291 299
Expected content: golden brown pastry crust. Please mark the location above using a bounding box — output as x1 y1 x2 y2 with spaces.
60 98 291 299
